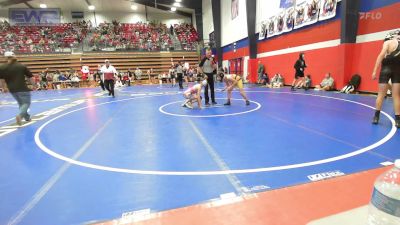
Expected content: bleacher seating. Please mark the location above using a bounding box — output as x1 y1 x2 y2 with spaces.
0 21 89 54
0 20 199 54
89 21 198 51
174 23 199 50
0 20 201 89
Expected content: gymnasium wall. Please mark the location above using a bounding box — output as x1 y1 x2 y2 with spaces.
253 14 342 89
221 0 342 85
256 0 287 33
346 0 400 92
202 0 214 41
219 0 400 93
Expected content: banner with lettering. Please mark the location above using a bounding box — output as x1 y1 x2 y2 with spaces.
275 10 286 35
294 0 320 29
319 0 337 21
283 7 295 33
305 0 321 25
267 16 277 38
259 20 267 40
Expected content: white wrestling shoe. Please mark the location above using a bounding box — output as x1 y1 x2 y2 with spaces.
181 100 189 107
185 102 193 109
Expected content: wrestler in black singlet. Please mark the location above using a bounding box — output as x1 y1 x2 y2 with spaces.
379 40 400 84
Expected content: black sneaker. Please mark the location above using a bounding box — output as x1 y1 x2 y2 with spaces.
396 120 400 128
291 86 295 91
372 115 379 124
24 115 31 122
246 100 250 106
224 102 231 106
212 101 217 105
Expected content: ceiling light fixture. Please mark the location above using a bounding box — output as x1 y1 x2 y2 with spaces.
88 5 95 11
39 3 47 8
171 7 176 12
131 4 138 10
173 2 181 7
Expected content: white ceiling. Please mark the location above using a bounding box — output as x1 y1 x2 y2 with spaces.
0 0 194 14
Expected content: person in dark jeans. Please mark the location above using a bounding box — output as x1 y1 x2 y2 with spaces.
0 51 35 125
199 49 217 106
291 52 307 91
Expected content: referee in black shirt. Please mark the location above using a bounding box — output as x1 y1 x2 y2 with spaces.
199 49 218 106
0 52 34 125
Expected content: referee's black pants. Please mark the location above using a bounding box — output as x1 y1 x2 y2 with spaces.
177 73 183 89
204 72 216 104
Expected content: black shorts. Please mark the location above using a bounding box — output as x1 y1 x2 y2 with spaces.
295 72 304 79
379 58 400 84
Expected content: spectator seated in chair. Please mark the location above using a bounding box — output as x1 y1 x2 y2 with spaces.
260 73 269 85
315 73 334 91
267 73 284 88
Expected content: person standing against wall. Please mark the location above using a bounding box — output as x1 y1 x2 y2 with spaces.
199 49 218 106
257 60 265 84
291 53 307 91
0 51 35 125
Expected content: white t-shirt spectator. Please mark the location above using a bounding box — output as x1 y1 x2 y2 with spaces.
320 77 334 88
71 75 80 82
135 68 142 79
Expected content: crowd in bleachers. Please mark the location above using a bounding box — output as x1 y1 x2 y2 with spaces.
173 23 199 50
0 20 199 54
90 20 174 51
0 20 90 54
89 21 198 51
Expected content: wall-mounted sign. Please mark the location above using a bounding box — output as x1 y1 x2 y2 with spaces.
9 8 61 25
